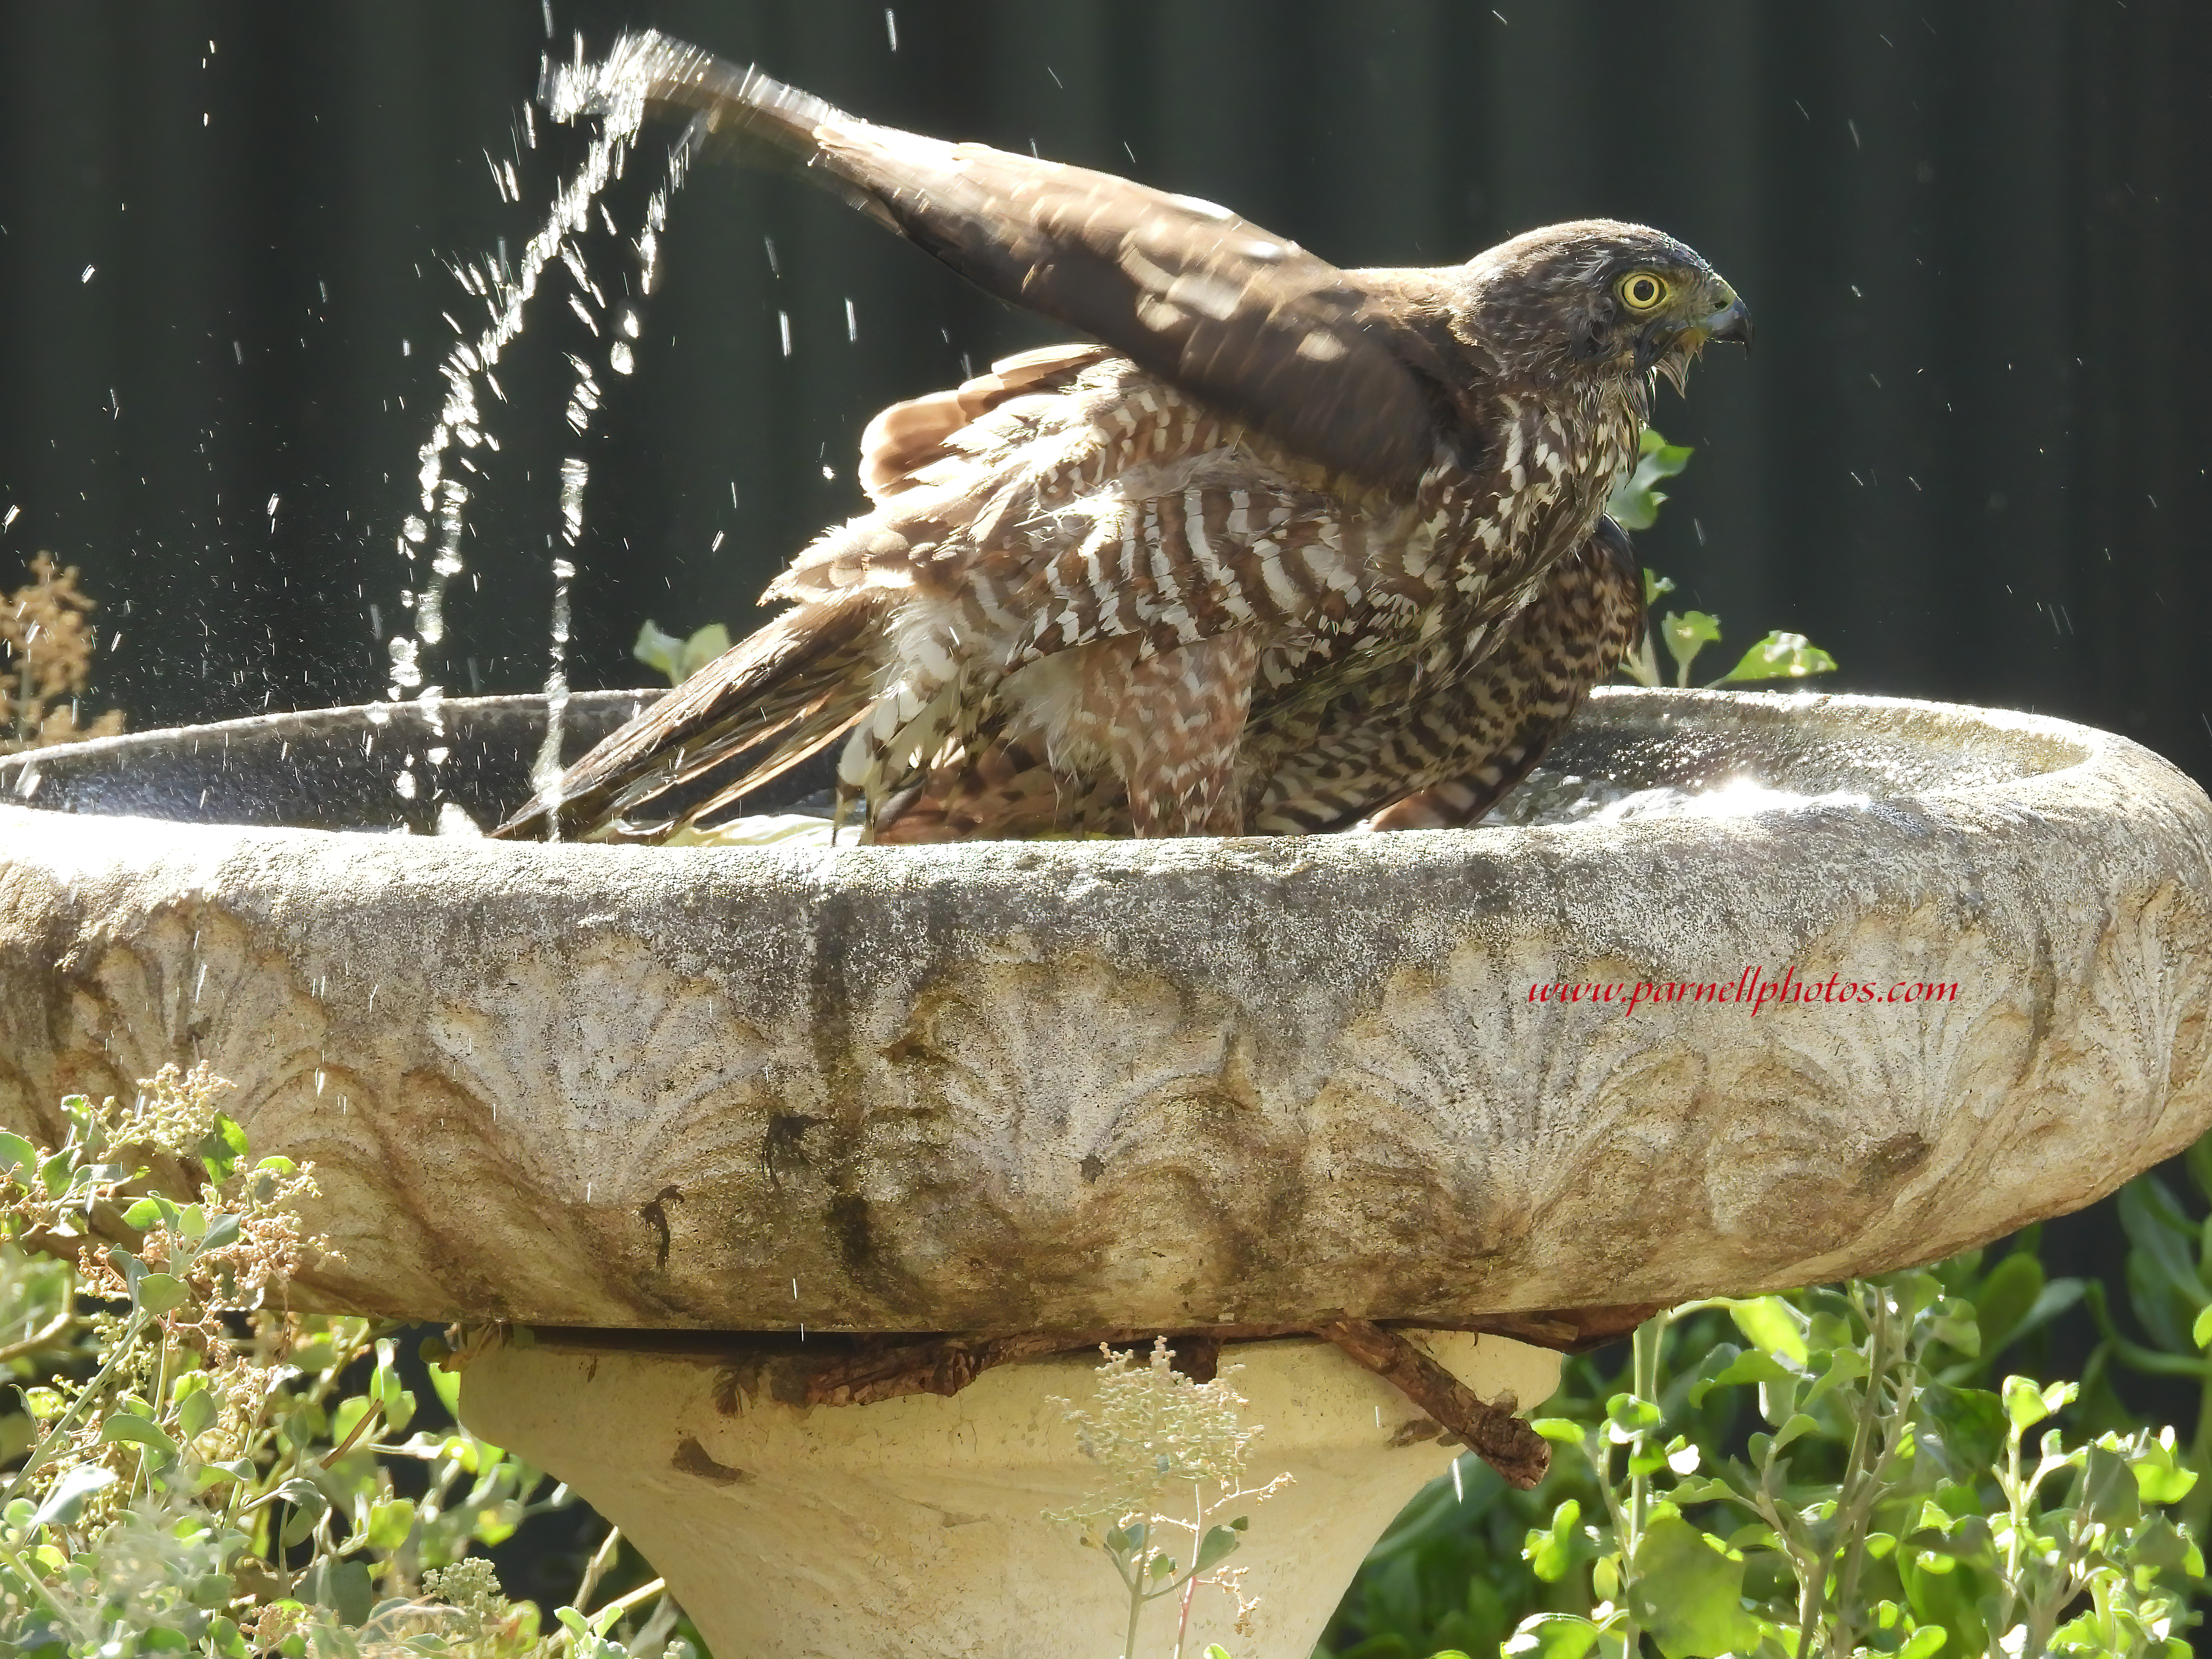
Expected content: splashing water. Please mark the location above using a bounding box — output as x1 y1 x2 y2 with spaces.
384 31 699 832
529 458 590 800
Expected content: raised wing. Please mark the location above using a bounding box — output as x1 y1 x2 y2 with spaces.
553 33 1463 491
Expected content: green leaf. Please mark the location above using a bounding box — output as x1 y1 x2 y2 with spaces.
1643 568 1676 608
1925 1296 1981 1359
176 1386 219 1441
1689 1345 1797 1407
33 1463 116 1526
633 619 687 684
1604 1392 1662 1442
122 1196 167 1230
1726 1297 1809 1365
276 1476 330 1548
1771 1413 1821 1453
1716 630 1838 684
1800 1346 1871 1410
2003 1374 2055 1431
1898 1627 1948 1659
2131 1439 2199 1506
1661 610 1723 686
1192 1522 1242 1574
1627 1514 1763 1659
0 1132 35 1182
681 624 732 677
1502 1612 1602 1659
383 1387 416 1436
133 1271 190 1316
330 1395 375 1447
635 620 732 687
1606 428 1694 531
1921 1384 2007 1476
198 1116 249 1182
1969 1252 2045 1356
1668 1475 1740 1506
101 1411 180 1461
300 1558 374 1627
1524 1499 1582 1582
2192 1301 2212 1351
363 1497 417 1551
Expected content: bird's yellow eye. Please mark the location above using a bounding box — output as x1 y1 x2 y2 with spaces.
1618 272 1670 311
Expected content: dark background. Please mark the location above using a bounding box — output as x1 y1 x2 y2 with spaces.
5 0 2208 757
4 0 2212 1604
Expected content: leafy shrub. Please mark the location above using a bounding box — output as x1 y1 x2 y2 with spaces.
0 1067 684 1659
1321 1221 2208 1659
1 552 125 753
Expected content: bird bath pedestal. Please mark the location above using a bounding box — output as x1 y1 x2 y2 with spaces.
3 686 2210 1658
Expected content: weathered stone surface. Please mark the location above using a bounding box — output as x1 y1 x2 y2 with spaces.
460 1330 1562 1659
0 686 2207 1330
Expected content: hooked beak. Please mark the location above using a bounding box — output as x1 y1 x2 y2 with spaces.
1705 294 1754 349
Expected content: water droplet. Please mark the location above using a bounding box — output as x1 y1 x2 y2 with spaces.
79 265 94 284
609 339 634 374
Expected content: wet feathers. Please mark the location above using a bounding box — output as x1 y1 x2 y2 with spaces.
496 34 1747 843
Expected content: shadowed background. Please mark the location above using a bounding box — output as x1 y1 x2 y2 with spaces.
4 0 2212 1630
2 0 2206 766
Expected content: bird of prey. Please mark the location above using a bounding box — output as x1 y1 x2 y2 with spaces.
494 34 1748 844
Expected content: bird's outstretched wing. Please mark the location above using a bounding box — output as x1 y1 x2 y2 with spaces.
553 33 1472 491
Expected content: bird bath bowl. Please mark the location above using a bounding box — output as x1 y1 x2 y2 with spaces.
3 685 2210 1658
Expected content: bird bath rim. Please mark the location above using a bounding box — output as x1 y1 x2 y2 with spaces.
0 684 2206 1338
0 681 2104 844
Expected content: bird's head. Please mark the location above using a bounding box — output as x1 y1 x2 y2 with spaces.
1458 220 1751 394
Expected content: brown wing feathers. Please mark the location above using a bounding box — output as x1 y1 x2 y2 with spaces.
568 33 1453 491
503 36 1729 845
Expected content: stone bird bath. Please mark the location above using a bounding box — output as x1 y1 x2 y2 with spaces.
2 685 2210 1658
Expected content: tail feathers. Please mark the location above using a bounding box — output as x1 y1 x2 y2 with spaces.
492 597 878 841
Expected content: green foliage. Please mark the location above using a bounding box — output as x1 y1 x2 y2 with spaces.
1612 429 1838 691
1620 569 1839 690
0 1069 687 1659
631 621 730 688
2075 1136 2212 1555
1605 430 1694 534
1320 1236 2201 1659
1047 1339 1293 1659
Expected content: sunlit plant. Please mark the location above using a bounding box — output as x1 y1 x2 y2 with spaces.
0 1068 685 1659
0 552 125 754
1606 429 1838 691
1047 1339 1293 1659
